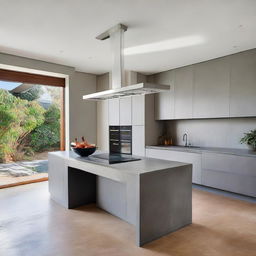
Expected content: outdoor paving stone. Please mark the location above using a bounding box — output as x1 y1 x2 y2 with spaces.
0 160 48 177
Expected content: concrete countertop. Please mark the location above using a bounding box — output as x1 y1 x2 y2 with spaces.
49 151 190 176
146 145 256 158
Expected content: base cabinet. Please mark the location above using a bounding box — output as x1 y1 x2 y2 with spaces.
202 153 256 197
145 148 202 184
146 148 256 197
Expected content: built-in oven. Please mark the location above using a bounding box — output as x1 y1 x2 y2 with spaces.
109 126 132 155
109 126 121 154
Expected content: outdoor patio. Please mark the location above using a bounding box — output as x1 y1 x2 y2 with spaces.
0 160 48 188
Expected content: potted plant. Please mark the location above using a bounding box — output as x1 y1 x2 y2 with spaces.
240 129 256 151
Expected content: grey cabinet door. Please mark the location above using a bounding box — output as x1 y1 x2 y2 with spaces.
202 152 256 197
132 95 145 126
120 96 132 125
230 50 256 117
193 58 230 118
108 98 120 125
132 125 145 156
154 70 174 120
174 66 193 119
145 148 202 184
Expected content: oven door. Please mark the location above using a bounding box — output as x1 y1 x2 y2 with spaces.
110 141 121 154
109 126 120 154
120 126 132 154
120 142 132 154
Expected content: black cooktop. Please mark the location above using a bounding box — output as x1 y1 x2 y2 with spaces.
89 153 141 164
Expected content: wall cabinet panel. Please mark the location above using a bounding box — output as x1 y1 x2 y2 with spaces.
108 98 120 125
132 126 145 156
174 66 193 119
132 95 145 125
152 49 256 120
193 58 230 118
120 96 132 125
230 50 256 117
154 70 174 120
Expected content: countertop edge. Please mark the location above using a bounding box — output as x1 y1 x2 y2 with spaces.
48 151 192 174
146 146 256 158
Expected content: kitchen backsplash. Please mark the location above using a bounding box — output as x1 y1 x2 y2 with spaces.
165 118 256 149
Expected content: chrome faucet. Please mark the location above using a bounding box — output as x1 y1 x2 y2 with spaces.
183 133 188 147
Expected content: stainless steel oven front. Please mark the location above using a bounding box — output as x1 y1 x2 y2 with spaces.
109 126 132 155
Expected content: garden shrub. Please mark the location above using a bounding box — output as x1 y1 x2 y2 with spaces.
29 104 60 152
0 89 45 162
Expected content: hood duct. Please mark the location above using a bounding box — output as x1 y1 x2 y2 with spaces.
83 24 170 101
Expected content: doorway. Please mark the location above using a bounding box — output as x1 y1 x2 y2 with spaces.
0 69 65 188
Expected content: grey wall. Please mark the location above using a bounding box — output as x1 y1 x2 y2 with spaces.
69 72 97 144
96 73 110 151
166 118 256 149
96 73 110 92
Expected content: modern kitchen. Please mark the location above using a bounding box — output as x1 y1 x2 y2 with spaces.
0 1 256 256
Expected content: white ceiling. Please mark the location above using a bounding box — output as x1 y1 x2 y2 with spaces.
0 0 256 75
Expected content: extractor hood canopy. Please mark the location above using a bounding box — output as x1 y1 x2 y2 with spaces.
83 24 170 101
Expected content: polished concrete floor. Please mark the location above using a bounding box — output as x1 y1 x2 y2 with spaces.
0 182 255 256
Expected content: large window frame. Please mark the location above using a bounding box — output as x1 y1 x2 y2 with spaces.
0 68 66 150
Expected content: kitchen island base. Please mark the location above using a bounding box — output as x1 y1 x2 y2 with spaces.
48 151 192 246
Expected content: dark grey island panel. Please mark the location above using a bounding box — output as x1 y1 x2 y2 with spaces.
48 151 192 247
138 166 192 246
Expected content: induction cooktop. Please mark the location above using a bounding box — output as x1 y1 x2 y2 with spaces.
89 153 141 164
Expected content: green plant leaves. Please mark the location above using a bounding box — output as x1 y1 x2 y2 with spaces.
240 129 256 149
0 89 46 162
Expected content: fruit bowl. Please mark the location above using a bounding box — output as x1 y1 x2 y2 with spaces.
71 146 96 157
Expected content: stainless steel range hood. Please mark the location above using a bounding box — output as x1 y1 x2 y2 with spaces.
83 24 170 101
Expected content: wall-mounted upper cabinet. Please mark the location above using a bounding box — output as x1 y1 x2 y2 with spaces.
154 70 175 120
229 50 256 117
193 58 230 118
132 95 145 126
153 49 256 120
119 96 132 125
174 66 193 119
108 98 120 125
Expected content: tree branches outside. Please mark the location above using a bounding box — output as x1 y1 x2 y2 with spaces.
0 86 61 163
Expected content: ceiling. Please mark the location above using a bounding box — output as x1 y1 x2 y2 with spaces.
0 0 256 75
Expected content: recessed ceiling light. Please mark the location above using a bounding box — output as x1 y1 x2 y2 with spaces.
124 35 205 56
